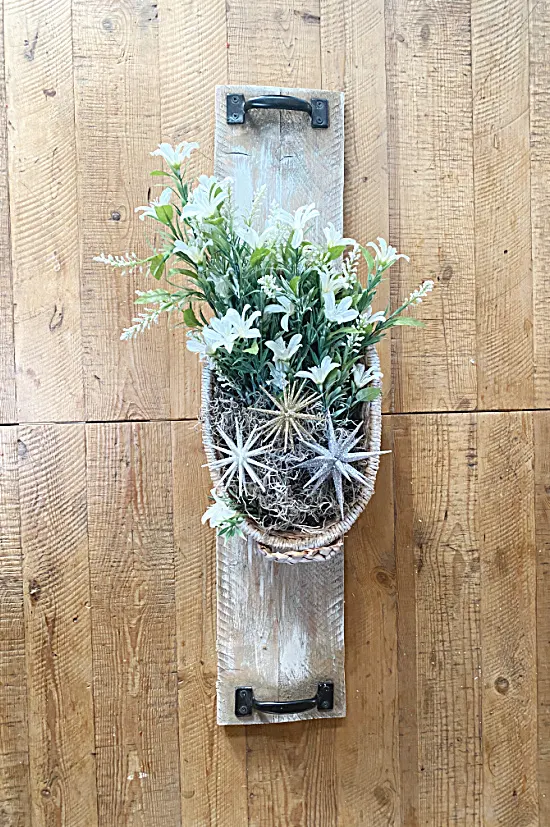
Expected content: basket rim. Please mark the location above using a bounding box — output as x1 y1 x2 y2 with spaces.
200 345 383 553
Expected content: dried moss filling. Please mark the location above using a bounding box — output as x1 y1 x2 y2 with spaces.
207 376 374 535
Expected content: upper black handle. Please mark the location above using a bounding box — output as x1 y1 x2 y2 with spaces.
235 682 334 716
227 94 329 128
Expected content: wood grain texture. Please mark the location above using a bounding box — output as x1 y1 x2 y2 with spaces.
385 0 477 413
534 412 550 823
171 421 248 825
18 424 96 826
226 0 322 88
73 0 171 420
0 428 30 826
246 719 339 826
472 0 534 411
1 0 549 823
529 0 550 409
86 422 181 824
334 420 399 825
394 414 482 825
5 0 84 422
215 85 344 240
478 412 538 826
217 535 345 725
0 0 15 425
320 0 391 411
158 0 228 419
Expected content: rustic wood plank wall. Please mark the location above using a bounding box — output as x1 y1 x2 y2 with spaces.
0 0 548 824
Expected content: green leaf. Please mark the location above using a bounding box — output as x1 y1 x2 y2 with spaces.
244 341 259 355
249 248 268 267
327 326 357 341
183 306 200 328
169 267 199 279
362 247 375 272
390 316 425 327
154 204 174 225
150 169 168 177
327 245 346 261
356 386 382 403
150 254 165 280
289 275 300 294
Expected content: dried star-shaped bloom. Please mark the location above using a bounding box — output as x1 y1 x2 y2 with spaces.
299 417 390 519
210 420 273 497
251 382 322 451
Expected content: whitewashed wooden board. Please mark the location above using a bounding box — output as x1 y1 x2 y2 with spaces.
214 85 346 725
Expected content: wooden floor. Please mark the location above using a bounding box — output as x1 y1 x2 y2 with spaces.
0 0 549 824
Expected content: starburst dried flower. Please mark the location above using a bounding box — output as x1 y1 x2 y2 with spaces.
300 417 390 519
210 420 273 497
251 382 322 451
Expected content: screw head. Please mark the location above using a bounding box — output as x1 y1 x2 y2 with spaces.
320 700 329 709
239 705 249 715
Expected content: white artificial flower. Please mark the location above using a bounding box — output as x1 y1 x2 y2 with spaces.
135 187 172 221
352 363 383 388
235 223 272 250
202 489 238 528
205 313 238 353
264 295 295 331
318 265 349 294
296 355 339 387
268 360 288 391
367 237 410 268
408 279 435 304
191 306 261 356
151 141 199 168
209 271 232 300
360 305 387 328
186 330 216 358
278 203 319 248
173 239 211 265
323 223 356 249
182 175 228 222
225 304 261 340
265 333 302 362
323 292 359 324
258 271 279 298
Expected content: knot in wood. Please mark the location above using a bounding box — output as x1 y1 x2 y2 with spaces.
494 676 509 695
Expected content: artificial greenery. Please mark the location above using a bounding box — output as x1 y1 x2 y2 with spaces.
95 141 433 535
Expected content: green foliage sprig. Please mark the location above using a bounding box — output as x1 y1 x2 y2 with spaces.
95 141 434 424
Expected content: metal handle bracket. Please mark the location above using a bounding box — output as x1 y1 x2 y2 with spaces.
235 681 334 717
226 94 329 128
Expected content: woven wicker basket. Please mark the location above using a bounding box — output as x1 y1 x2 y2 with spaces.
201 345 383 563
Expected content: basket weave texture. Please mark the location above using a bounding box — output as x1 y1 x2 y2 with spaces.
201 346 383 563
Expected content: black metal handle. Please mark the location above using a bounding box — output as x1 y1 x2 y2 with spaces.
245 95 312 116
227 94 329 128
235 682 334 717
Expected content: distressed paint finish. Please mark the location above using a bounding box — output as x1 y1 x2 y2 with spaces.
214 84 346 726
217 536 345 725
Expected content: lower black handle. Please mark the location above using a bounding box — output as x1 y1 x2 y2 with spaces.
235 682 334 717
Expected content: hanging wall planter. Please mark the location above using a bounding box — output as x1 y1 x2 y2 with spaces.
95 85 433 724
201 344 383 563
